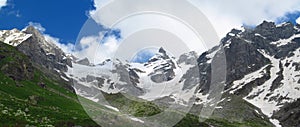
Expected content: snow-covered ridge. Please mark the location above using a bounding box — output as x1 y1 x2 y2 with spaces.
271 33 300 47
0 29 32 46
69 48 199 105
234 48 300 127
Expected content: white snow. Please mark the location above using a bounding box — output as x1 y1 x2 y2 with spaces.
194 93 209 105
271 34 300 47
228 33 235 36
215 106 223 109
255 33 267 39
244 50 281 117
67 63 120 95
275 48 300 101
60 76 69 82
74 88 100 102
243 48 300 127
132 53 197 103
223 39 232 48
128 116 144 123
255 110 260 114
85 96 99 102
104 105 120 112
229 65 268 94
270 119 282 127
0 29 32 46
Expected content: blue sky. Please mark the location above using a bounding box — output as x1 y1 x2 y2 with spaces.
276 11 300 25
0 0 95 43
131 48 158 63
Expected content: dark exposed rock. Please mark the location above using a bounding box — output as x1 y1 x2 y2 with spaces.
224 37 271 83
253 21 295 41
0 42 34 81
190 21 300 126
292 62 300 71
17 26 72 73
111 63 144 96
273 99 300 127
129 68 140 84
181 66 200 91
236 65 272 97
270 61 284 91
38 82 46 88
86 75 95 83
177 51 198 65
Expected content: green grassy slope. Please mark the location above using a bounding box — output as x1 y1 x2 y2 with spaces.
0 42 99 126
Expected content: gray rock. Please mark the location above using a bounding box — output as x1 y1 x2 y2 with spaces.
17 26 72 73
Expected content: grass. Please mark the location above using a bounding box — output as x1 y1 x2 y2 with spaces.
102 92 162 117
0 42 99 126
0 71 99 127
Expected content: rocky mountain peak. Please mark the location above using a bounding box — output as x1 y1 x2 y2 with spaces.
24 26 41 36
256 20 276 30
158 47 167 54
15 27 72 72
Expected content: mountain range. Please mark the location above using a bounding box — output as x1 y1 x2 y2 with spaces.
0 21 299 127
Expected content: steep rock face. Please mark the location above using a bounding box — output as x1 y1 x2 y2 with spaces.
17 26 72 72
0 42 34 81
192 21 300 127
223 35 271 84
273 98 300 127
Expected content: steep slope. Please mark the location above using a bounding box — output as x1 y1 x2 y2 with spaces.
0 42 99 126
16 26 72 73
193 21 300 127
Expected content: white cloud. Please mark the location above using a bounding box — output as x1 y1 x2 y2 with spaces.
190 0 300 36
75 32 119 64
0 0 7 10
90 0 300 37
28 22 46 33
44 35 75 54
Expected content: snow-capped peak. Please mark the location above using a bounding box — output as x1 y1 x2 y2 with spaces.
0 28 32 46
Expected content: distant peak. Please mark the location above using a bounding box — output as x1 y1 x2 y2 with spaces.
24 26 42 37
158 47 167 54
256 20 276 29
